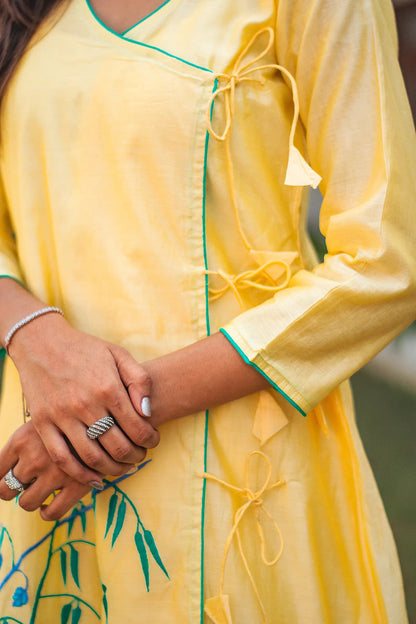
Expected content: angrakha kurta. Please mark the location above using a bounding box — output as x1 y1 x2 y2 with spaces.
0 0 415 622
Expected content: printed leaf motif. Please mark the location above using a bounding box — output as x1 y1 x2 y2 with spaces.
61 602 72 624
101 582 108 624
69 545 80 588
71 605 82 624
111 499 126 549
144 529 169 579
60 548 67 585
104 493 118 539
134 530 149 591
67 514 76 538
80 508 87 533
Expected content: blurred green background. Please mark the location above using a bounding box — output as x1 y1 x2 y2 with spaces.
352 368 416 623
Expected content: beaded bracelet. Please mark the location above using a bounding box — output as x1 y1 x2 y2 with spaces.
4 307 64 354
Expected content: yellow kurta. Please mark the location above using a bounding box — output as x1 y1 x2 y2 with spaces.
0 0 415 622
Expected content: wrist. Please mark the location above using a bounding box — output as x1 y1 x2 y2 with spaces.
7 310 69 363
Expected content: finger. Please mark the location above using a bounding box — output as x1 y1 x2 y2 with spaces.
104 385 160 450
109 346 154 420
96 422 148 465
40 482 91 522
36 423 107 484
0 460 32 502
18 471 62 512
58 420 137 476
0 434 20 480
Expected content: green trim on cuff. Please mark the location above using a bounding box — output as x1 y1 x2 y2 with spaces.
0 274 25 286
219 328 307 417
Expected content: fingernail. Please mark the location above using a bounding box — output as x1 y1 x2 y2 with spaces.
89 481 104 491
141 397 151 417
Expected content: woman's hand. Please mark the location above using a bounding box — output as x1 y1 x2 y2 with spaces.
8 311 160 484
0 421 94 521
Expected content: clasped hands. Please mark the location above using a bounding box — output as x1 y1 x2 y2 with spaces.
0 315 160 521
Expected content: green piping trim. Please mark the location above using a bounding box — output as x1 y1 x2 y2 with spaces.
200 78 218 624
0 274 25 287
85 0 212 74
121 0 173 35
219 328 307 417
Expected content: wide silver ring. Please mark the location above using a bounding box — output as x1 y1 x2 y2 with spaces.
4 468 26 493
86 415 116 440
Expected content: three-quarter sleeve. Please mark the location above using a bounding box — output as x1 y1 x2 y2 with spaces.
221 0 416 415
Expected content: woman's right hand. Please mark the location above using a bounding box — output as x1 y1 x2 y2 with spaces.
8 311 160 485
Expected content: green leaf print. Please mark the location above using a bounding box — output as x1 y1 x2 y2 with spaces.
67 515 76 539
69 545 80 588
60 548 67 585
101 583 108 624
143 529 169 579
134 530 149 591
0 462 170 621
111 500 126 549
61 602 72 624
80 508 87 533
104 493 118 539
71 605 82 624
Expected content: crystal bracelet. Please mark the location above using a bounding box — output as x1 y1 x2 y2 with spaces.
4 307 64 354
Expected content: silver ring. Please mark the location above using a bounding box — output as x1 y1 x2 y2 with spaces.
4 469 26 493
86 415 116 440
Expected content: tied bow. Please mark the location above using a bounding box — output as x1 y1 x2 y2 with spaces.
206 27 322 189
205 258 290 308
203 28 321 308
203 452 285 624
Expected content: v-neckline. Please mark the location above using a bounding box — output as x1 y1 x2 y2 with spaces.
84 0 177 38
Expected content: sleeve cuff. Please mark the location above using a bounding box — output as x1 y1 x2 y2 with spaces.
219 327 308 416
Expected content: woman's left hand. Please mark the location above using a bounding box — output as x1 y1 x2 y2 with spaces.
0 421 96 521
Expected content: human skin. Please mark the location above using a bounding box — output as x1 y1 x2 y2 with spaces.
0 277 269 519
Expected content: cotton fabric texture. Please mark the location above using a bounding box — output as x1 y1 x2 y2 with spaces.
0 0 415 622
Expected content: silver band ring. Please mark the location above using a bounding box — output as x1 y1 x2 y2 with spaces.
86 415 116 440
4 468 26 493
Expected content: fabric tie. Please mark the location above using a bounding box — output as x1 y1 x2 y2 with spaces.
206 27 322 188
205 258 290 308
204 28 321 308
203 452 285 624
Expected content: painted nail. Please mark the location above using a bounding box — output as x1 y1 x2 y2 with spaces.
89 481 104 491
141 397 151 418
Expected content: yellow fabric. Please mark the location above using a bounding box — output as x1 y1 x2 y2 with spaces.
0 0 414 622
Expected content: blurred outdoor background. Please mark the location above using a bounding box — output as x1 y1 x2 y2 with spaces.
0 0 414 621
309 1 416 619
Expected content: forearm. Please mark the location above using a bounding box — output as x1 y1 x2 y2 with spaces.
141 332 270 428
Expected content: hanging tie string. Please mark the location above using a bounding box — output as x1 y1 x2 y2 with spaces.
203 452 285 624
204 28 321 309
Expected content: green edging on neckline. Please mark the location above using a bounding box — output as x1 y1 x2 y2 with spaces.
121 0 174 35
84 0 212 74
219 328 307 417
